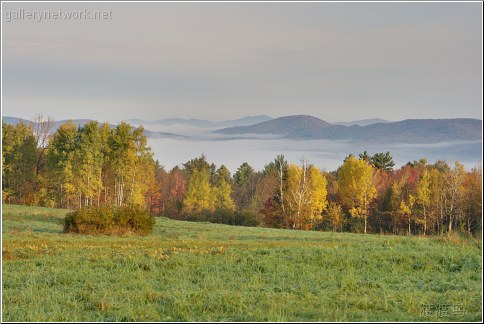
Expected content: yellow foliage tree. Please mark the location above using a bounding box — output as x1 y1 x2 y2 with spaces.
416 169 431 235
286 161 327 230
182 169 215 216
214 178 236 211
398 194 415 235
326 201 343 232
337 156 376 234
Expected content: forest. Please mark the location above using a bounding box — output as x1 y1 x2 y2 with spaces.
2 117 482 236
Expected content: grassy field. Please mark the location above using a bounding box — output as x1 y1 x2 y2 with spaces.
1 204 482 322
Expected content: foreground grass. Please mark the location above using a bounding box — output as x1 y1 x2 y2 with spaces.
2 204 482 322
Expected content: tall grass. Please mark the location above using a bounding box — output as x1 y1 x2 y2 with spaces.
2 204 482 321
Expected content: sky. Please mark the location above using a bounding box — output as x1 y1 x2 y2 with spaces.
2 1 482 123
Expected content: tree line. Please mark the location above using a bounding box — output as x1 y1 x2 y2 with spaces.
2 117 481 236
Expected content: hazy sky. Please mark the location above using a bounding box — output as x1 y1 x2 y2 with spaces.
2 2 482 123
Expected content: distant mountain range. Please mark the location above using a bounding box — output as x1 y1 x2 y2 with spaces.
215 115 482 143
4 115 481 144
1 117 185 139
334 118 391 127
127 115 273 128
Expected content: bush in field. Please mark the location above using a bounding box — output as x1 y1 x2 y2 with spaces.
185 209 261 227
63 205 155 235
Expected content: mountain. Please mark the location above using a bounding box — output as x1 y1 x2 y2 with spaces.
215 115 482 143
2 117 92 130
2 116 26 125
334 118 390 127
2 117 185 139
127 115 273 128
216 115 333 138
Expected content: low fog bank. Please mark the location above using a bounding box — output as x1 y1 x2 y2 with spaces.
147 137 482 173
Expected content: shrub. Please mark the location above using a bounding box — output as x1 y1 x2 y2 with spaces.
63 205 155 235
183 208 262 227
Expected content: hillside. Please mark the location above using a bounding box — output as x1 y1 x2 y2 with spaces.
2 205 481 321
216 115 482 143
128 115 273 128
215 115 334 138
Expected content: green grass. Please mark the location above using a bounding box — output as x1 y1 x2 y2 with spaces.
2 204 482 322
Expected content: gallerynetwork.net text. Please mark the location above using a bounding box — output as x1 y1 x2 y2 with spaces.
5 8 113 22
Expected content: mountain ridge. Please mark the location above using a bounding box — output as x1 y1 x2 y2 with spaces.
215 115 482 144
334 118 391 127
4 115 482 144
127 115 273 128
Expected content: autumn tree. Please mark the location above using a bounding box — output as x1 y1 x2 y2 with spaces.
46 121 78 207
428 167 446 235
163 166 187 217
337 156 376 234
461 166 482 234
182 168 215 216
212 164 235 211
72 121 104 208
106 122 136 207
214 165 231 187
286 160 328 230
326 201 344 232
398 193 415 235
416 169 431 235
445 162 466 234
264 155 288 215
182 154 213 182
214 177 236 211
2 121 38 204
128 126 155 206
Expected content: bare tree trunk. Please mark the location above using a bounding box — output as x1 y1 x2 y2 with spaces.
408 215 411 235
423 205 427 236
31 115 55 175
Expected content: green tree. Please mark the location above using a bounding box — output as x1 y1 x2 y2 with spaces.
358 151 371 163
371 152 395 171
233 162 254 187
233 162 257 211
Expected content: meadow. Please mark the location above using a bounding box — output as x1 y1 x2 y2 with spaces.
2 204 482 322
